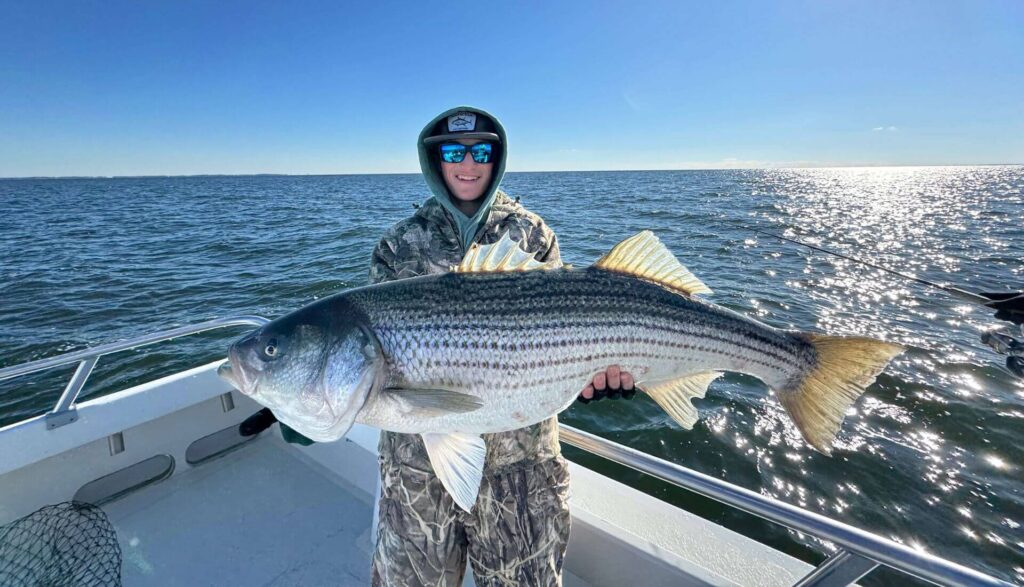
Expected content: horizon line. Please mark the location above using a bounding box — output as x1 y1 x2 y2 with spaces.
1 163 1021 180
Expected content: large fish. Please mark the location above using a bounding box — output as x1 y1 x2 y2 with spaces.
219 231 903 511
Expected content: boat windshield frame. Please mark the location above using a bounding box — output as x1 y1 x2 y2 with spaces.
0 316 270 429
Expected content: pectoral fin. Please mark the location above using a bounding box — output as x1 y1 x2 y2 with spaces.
383 387 484 417
421 432 486 513
642 371 723 429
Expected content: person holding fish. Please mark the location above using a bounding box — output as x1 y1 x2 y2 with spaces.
226 107 902 586
364 107 635 586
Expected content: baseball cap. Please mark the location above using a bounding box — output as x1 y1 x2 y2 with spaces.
423 111 501 145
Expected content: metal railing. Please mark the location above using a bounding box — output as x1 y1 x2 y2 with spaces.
559 425 1011 587
0 317 1010 585
0 316 269 429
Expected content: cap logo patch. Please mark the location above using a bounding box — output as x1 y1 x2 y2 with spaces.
447 112 477 132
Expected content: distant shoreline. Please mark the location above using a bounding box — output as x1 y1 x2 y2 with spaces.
2 164 1021 181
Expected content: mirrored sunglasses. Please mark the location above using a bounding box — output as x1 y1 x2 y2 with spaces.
439 142 494 164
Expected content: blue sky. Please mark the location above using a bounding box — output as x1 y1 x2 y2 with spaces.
1 1 1021 176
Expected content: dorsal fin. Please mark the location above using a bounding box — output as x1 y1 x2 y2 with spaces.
453 232 561 273
593 231 712 295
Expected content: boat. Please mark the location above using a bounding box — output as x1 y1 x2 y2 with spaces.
0 316 1012 586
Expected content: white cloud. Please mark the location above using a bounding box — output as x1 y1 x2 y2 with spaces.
872 126 899 132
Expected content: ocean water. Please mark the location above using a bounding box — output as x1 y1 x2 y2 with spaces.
1 167 1022 583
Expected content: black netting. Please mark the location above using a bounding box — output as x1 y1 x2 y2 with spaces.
0 501 122 586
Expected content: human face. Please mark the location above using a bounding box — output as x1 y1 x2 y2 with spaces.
441 139 494 202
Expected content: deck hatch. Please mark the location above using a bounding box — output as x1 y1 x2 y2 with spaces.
73 454 175 506
185 422 257 465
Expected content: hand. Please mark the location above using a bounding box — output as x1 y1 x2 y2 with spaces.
238 408 315 446
578 365 636 404
239 407 277 436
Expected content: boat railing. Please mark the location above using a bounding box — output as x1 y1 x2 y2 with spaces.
0 316 270 429
0 316 1010 586
559 426 1009 587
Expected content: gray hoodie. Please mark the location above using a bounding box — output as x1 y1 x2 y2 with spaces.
417 106 509 251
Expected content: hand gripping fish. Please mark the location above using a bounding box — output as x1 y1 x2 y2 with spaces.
219 231 904 512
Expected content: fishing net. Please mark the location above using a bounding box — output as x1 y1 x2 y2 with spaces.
0 501 122 586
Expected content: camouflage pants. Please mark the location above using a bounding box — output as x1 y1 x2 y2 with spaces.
371 418 571 587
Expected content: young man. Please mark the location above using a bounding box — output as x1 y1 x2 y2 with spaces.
367 107 634 586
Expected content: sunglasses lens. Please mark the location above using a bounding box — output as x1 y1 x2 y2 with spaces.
440 143 494 164
440 144 466 163
470 143 493 164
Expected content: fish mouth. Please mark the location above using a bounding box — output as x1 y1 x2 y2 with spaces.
218 354 254 395
217 359 238 387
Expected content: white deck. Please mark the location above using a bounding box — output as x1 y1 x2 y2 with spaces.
105 436 375 586
101 432 606 586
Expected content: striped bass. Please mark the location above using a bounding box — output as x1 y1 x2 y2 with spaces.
219 231 903 511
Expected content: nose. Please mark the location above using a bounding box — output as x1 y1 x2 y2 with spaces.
456 154 481 169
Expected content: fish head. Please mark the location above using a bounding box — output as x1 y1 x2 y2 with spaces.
219 304 383 442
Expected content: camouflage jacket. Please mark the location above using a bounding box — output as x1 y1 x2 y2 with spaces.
368 190 564 470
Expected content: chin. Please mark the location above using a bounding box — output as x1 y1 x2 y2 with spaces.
451 190 483 202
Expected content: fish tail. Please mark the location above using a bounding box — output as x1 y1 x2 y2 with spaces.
778 334 904 454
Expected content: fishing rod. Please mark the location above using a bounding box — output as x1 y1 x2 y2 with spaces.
753 227 1024 377
751 228 992 305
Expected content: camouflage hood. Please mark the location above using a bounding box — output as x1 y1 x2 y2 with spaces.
417 106 509 250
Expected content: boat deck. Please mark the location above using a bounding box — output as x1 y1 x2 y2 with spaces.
102 433 594 586
103 436 376 586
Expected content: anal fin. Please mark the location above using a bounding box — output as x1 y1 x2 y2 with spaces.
642 371 723 429
422 432 486 513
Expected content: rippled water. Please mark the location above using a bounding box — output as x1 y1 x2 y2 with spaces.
1 167 1022 583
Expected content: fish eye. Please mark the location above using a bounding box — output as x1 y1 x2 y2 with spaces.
263 338 280 360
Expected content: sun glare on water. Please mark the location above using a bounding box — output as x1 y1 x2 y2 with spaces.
720 166 1023 582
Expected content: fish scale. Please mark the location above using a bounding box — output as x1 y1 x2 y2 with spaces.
352 268 811 434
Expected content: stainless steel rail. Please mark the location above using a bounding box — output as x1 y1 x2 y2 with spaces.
0 316 269 429
559 425 1011 587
